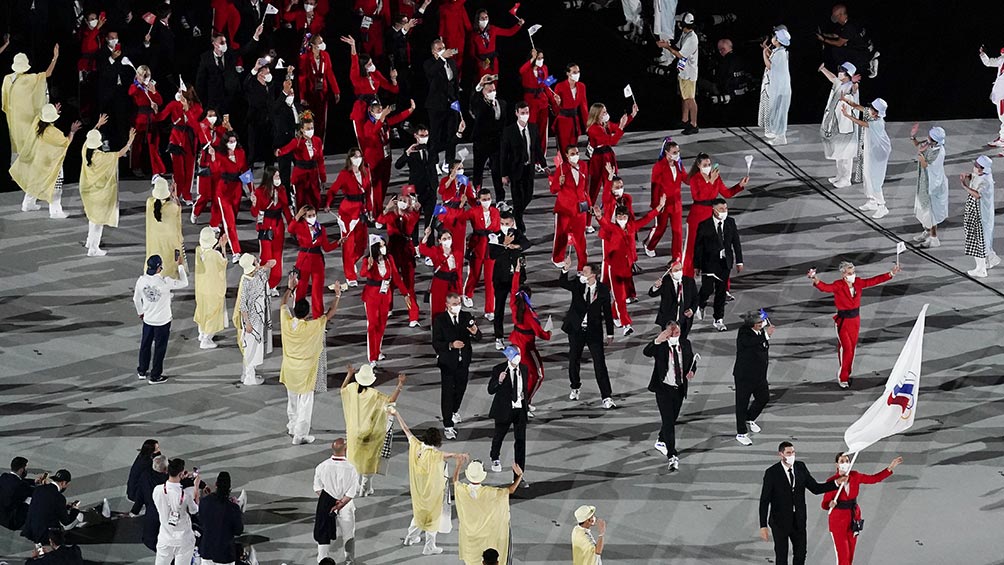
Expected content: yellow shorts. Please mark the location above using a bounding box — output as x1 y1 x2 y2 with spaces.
678 78 696 100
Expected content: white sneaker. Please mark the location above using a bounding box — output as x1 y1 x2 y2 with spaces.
87 247 108 257
912 230 930 242
736 434 753 446
444 427 457 440
569 388 580 401
989 254 1001 269
200 338 217 349
766 136 787 146
695 307 704 321
484 312 495 322
601 397 616 409
622 325 634 336
668 456 680 471
491 460 502 472
989 138 1004 148
828 176 839 184
21 202 42 212
838 381 850 389
713 319 727 332
585 225 596 234
613 318 622 328
922 236 940 248
236 489 247 511
49 209 69 219
968 263 988 278
452 412 463 424
654 441 668 456
858 200 878 211
101 498 111 518
422 545 444 556
347 279 358 287
403 535 422 546
378 353 386 361
871 205 889 219
747 421 762 434
832 180 851 188
231 253 241 264
644 248 656 257
295 435 316 445
409 320 421 328
462 296 474 308
424 257 434 267
553 260 565 269
528 404 536 413
269 287 280 297
495 338 505 350
190 211 198 224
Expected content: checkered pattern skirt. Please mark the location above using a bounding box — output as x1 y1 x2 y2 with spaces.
964 196 986 258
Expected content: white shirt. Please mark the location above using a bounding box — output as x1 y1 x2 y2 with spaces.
508 363 523 408
571 166 581 185
663 342 681 385
676 30 699 81
581 282 597 327
152 481 199 548
133 266 189 326
518 122 531 164
442 57 453 81
313 457 361 503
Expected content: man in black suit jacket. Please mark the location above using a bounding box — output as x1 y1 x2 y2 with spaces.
0 457 35 531
693 199 743 331
759 442 844 565
734 310 775 446
272 78 303 186
469 75 508 202
558 259 615 408
487 347 530 483
95 32 136 150
243 62 279 169
197 472 244 564
25 528 83 565
21 470 79 544
488 211 531 347
648 258 699 338
432 293 483 439
500 102 546 233
395 125 439 235
196 31 260 115
643 322 695 471
423 39 461 170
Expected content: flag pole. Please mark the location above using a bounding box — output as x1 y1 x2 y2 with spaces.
827 451 858 516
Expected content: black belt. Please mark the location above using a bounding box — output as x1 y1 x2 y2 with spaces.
434 271 458 282
172 124 194 133
523 87 543 95
136 107 154 114
836 308 860 319
221 173 242 182
356 94 374 101
592 146 613 155
294 160 318 169
445 202 461 209
168 143 184 155
472 229 490 236
692 199 716 207
365 280 384 287
834 499 857 510
299 246 323 254
343 193 365 202
478 50 497 61
559 108 579 117
514 327 535 335
263 210 283 219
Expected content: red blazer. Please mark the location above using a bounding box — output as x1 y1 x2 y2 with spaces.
251 186 293 228
465 205 501 246
438 0 472 50
282 7 325 37
553 80 588 128
418 240 463 281
549 163 589 214
298 51 340 100
276 136 326 183
359 109 413 167
602 191 635 220
155 100 203 149
78 27 102 72
360 256 409 301
687 173 744 225
510 275 551 340
588 119 631 151
325 168 373 213
470 23 521 64
598 209 659 276
128 83 163 130
438 175 477 205
354 0 391 24
814 273 893 313
349 54 398 120
288 219 339 254
650 156 689 207
519 60 555 109
217 148 248 196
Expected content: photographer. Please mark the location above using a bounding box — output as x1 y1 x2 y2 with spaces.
152 458 201 565
21 470 79 544
26 527 83 565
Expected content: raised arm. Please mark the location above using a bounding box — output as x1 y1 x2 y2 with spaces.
392 408 415 441
388 373 406 403
341 364 356 389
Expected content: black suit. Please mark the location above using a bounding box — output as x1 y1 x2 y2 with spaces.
243 75 279 168
271 95 303 186
488 228 531 339
734 325 771 435
759 461 838 565
423 56 460 166
24 544 83 565
432 310 483 429
0 472 34 530
196 43 256 115
395 147 439 233
693 215 742 321
198 493 244 563
487 361 529 479
644 338 695 458
95 47 136 149
469 91 507 201
558 271 614 399
500 122 544 232
21 484 79 544
649 273 699 337
140 471 168 552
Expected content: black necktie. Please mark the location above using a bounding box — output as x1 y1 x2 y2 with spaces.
511 368 519 402
585 287 591 304
717 221 724 245
522 127 531 164
452 315 458 327
671 345 682 385
787 467 795 491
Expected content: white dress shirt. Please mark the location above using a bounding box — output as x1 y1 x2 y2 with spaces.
313 457 361 504
508 364 523 408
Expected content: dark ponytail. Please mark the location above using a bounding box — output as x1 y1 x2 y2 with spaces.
85 148 96 167
154 199 164 222
36 121 50 137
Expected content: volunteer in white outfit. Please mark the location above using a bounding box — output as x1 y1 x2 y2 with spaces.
961 156 997 277
134 253 189 384
313 438 361 565
652 0 680 66
978 46 1004 153
571 505 606 565
819 62 859 187
762 28 791 145
840 97 891 218
909 125 949 248
152 458 201 565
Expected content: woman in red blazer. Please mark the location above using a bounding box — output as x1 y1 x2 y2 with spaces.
821 454 902 565
297 34 340 147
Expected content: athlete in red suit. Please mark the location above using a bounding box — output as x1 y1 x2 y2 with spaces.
360 238 412 364
519 49 557 157
594 196 665 335
192 112 229 223
418 226 464 318
509 262 551 407
553 67 589 154
324 150 373 286
436 162 476 264
600 167 639 298
341 36 399 139
77 15 103 73
438 0 472 75
585 102 637 224
358 98 414 214
470 10 523 79
821 454 902 565
275 121 326 209
353 0 391 59
128 69 166 176
155 88 203 203
215 134 248 258
549 147 590 272
251 167 294 291
289 207 340 318
683 153 748 276
297 36 341 147
810 262 900 387
211 0 241 48
463 188 501 317
376 185 423 326
645 141 689 259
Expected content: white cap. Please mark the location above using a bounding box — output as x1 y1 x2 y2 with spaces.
239 253 257 275
870 98 887 118
464 461 487 483
40 104 60 123
12 53 30 73
355 364 376 387
681 12 695 26
976 155 993 172
774 29 791 46
574 505 596 523
84 129 104 149
928 126 946 144
840 62 857 76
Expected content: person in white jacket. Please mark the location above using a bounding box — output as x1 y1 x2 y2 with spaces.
133 253 189 384
979 46 1004 154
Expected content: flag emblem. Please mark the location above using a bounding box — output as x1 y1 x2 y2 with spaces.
886 373 916 419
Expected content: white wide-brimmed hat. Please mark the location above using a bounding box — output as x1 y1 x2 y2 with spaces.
465 460 487 483
84 129 103 149
355 364 376 386
152 177 171 200
870 98 888 118
574 505 596 523
40 104 60 123
840 62 857 76
199 227 217 250
12 53 30 73
774 29 791 46
238 253 257 275
976 155 993 172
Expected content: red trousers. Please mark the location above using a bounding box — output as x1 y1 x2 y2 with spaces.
217 182 242 254
835 316 860 383
371 157 391 213
828 511 858 565
604 263 633 326
193 175 217 220
131 129 166 175
429 274 460 318
529 103 549 156
646 199 683 259
259 225 286 289
553 116 579 155
390 246 420 323
302 92 329 148
552 213 588 271
364 293 392 362
509 331 545 401
463 239 495 314
587 152 616 226
291 167 321 210
170 149 196 202
337 215 368 283
294 253 326 318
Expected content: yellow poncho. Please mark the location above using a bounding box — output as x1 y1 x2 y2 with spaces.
572 525 599 565
145 198 184 279
78 147 120 227
9 120 69 202
408 436 447 532
279 307 325 394
194 247 228 334
455 482 510 565
340 382 390 475
2 71 48 154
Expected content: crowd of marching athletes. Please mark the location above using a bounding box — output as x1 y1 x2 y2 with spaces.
2 1 1000 565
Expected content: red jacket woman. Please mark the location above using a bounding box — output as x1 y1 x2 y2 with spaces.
549 151 590 272
436 165 474 264
821 455 902 565
358 99 413 212
325 150 373 285
360 239 411 364
192 112 229 224
646 142 690 259
469 10 522 79
342 37 399 134
683 154 748 276
215 134 248 257
155 91 203 203
509 263 551 407
353 0 391 59
462 189 501 317
418 227 463 318
553 71 588 154
438 0 472 73
251 166 294 290
128 66 166 176
586 102 636 217
289 208 340 318
519 49 556 157
297 37 340 146
376 185 422 325
276 121 326 210
596 198 663 334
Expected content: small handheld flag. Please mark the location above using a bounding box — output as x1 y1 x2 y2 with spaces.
509 3 520 16
434 204 448 216
527 24 542 49
553 154 563 168
543 315 553 333
677 57 688 72
543 75 557 87
450 100 462 113
456 174 470 186
744 154 754 175
239 170 254 184
623 83 636 106
262 3 279 25
896 241 906 266
142 12 157 24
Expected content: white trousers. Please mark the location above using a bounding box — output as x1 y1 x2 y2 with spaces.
996 99 1004 140
286 390 314 438
21 188 63 216
155 544 195 565
317 506 356 562
621 0 642 26
201 560 235 565
241 335 263 385
86 222 104 250
407 517 439 549
835 158 853 184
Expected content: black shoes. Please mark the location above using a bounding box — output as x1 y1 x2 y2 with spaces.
148 375 169 384
681 126 700 135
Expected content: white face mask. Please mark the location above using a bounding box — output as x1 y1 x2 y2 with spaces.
600 112 609 123
366 63 376 73
272 177 281 187
88 19 98 29
175 92 183 102
449 304 462 315
509 354 521 366
485 91 497 102
379 246 387 256
455 168 465 176
417 135 428 144
569 154 580 165
844 274 856 284
263 73 272 83
108 38 119 47
612 188 623 197
436 49 446 59
317 42 326 51
480 200 491 209
579 275 589 284
616 218 628 228
397 200 409 210
700 166 712 175
351 157 363 167
667 336 680 346
783 454 796 466
141 77 151 85
306 216 317 225
570 72 580 82
500 225 512 234
716 212 728 221
304 129 315 138
207 116 217 125
535 59 544 68
479 19 489 29
837 462 851 475
517 113 529 126
217 43 228 54
286 95 294 106
442 238 452 249
305 4 316 12
227 141 237 150
670 270 683 282
973 167 983 176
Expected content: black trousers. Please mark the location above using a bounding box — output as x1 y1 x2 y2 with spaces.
771 526 807 565
655 389 684 457
567 329 613 399
439 362 470 428
276 150 293 188
247 120 275 170
490 408 527 480
698 271 729 320
735 378 770 435
492 276 511 339
473 139 504 201
137 322 171 378
427 108 458 166
510 171 535 233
